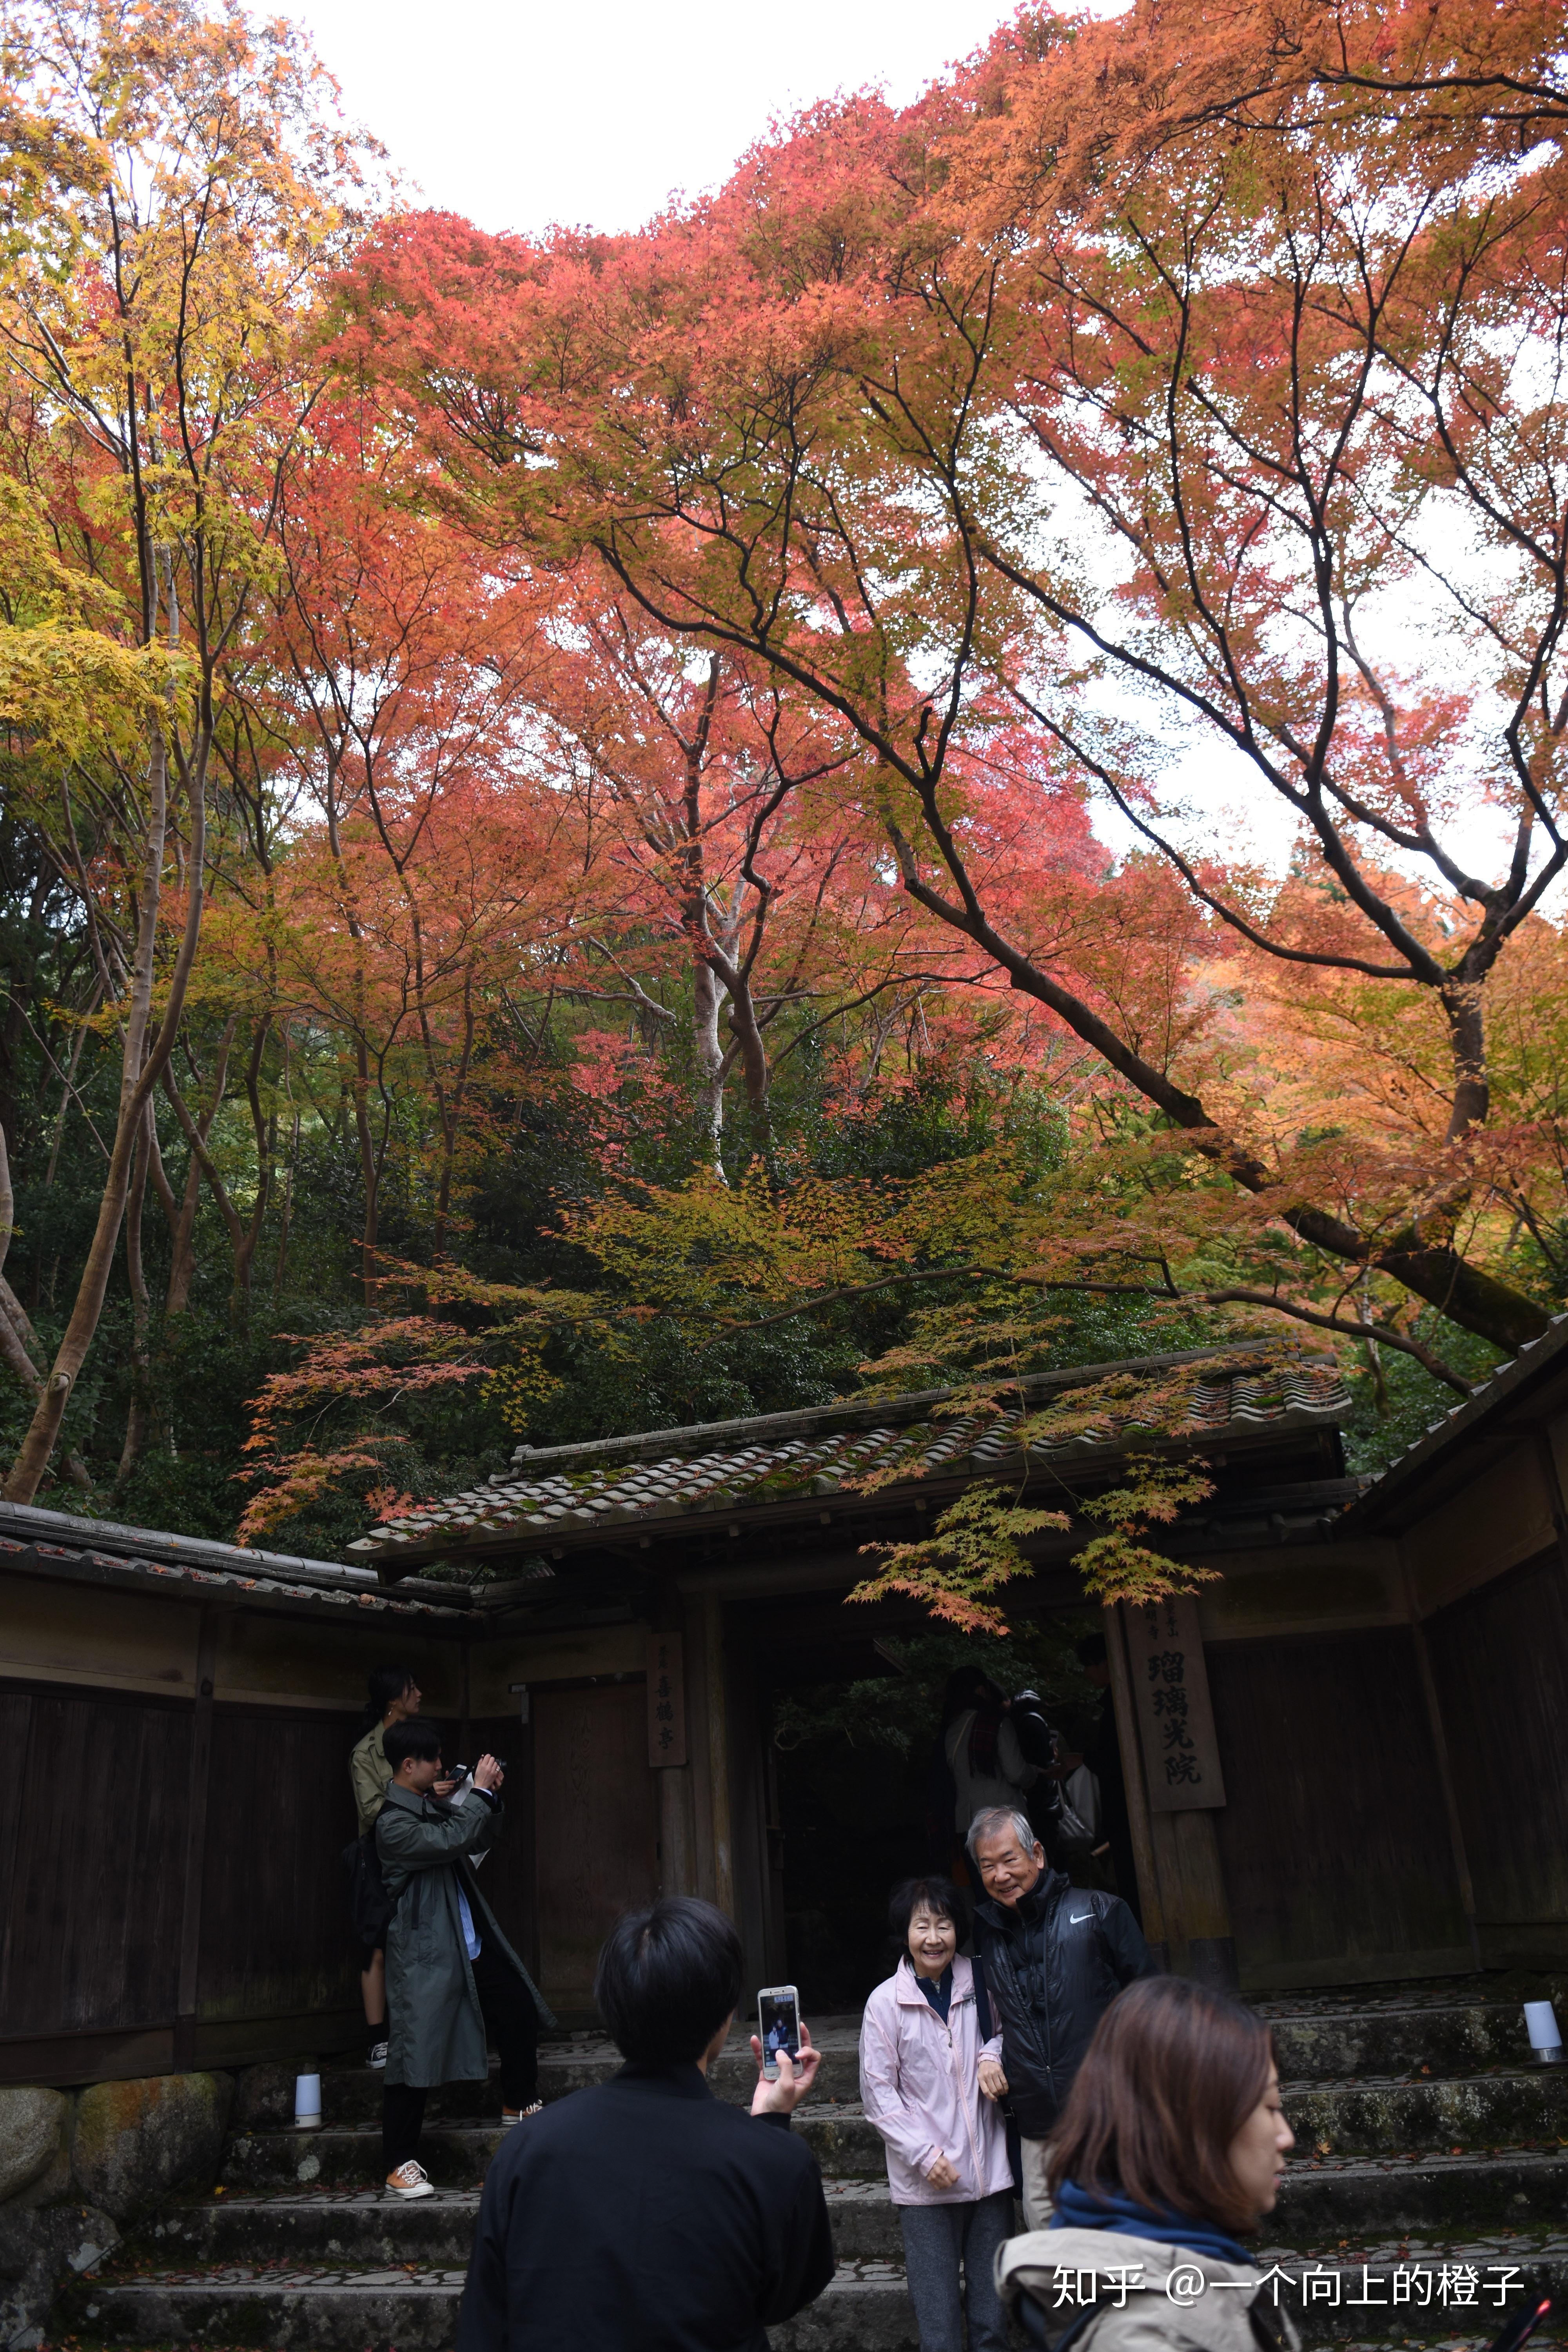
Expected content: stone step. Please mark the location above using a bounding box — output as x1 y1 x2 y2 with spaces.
1269 2002 1537 2083
1279 2069 1568 2155
292 1994 1564 2134
308 2036 865 2127
222 2104 891 2193
54 2236 1568 2352
277 1984 1564 2116
1274 2147 1568 2241
54 2258 922 2350
159 2136 1568 2284
135 2176 906 2268
223 2061 1568 2198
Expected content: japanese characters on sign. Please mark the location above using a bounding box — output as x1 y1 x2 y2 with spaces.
1119 1594 1226 1813
645 1631 687 1768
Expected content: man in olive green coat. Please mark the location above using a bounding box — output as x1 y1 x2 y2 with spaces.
376 1718 554 2198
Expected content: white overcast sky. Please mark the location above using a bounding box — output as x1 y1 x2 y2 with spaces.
286 0 1037 236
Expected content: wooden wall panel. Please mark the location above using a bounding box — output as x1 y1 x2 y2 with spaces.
465 1710 538 1980
0 1682 190 2034
196 1705 361 2021
1423 1546 1568 1932
1206 1630 1467 1982
533 1682 657 2006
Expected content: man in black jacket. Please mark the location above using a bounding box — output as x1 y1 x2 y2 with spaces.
456 1896 835 2351
969 1804 1157 2231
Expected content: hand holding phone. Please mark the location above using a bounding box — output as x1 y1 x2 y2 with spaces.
750 1987 820 2117
757 1986 800 2080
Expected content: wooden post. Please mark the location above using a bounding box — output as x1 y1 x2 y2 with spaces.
649 1613 696 1898
1103 1602 1167 1959
172 1606 219 2072
1401 1552 1481 1969
1168 1811 1239 1992
702 1591 735 1920
1116 1595 1238 1988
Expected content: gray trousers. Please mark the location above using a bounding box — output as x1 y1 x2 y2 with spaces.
898 2191 1014 2352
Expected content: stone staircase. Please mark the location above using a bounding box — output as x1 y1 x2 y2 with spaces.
50 1976 1568 2350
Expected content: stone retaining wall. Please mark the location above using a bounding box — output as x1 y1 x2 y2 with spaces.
0 2064 262 2350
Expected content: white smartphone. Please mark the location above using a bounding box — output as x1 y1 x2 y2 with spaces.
757 1984 802 2080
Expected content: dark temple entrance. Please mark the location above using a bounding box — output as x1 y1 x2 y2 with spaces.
756 1604 1100 2012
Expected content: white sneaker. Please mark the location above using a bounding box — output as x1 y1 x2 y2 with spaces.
499 2102 543 2129
385 2160 435 2199
367 2040 388 2069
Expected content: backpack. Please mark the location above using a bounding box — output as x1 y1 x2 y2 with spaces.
341 1826 396 1947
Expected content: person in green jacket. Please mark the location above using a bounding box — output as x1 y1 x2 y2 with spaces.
349 1666 428 2067
376 1716 555 2200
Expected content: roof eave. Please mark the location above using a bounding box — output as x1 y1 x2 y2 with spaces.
356 1408 1344 1577
1348 1312 1568 1534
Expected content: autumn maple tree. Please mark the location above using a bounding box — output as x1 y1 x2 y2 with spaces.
0 0 365 1499
341 0 1568 1376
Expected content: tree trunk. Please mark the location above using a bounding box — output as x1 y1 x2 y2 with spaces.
352 1033 382 1310
0 1126 96 1497
164 1016 236 1316
116 1105 153 1487
434 969 477 1255
273 1106 301 1302
692 957 727 1166
4 718 209 1504
44 1009 96 1189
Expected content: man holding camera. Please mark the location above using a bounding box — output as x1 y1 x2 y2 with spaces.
376 1718 553 2199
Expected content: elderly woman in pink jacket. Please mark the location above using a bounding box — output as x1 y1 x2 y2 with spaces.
860 1875 1016 2352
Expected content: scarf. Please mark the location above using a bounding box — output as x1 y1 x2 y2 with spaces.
968 1699 1004 1778
1050 2176 1256 2268
915 1963 954 2023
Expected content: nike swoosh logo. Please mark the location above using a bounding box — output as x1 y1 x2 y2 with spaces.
1069 1913 1093 1923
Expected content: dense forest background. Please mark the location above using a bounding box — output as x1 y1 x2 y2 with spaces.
0 935 1505 1557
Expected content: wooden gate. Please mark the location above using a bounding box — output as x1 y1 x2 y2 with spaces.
532 1680 657 2010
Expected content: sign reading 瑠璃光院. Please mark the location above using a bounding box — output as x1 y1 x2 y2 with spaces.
646 1631 686 1768
1120 1595 1225 1812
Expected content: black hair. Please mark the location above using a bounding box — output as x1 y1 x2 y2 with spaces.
938 1666 1003 1729
887 1875 968 1946
594 1896 744 2064
383 1717 443 1775
360 1664 417 1733
1075 1633 1108 1670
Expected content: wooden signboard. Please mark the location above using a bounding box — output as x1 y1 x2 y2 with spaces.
1121 1595 1226 1812
646 1631 687 1768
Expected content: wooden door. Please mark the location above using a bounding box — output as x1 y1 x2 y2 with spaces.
533 1681 657 2008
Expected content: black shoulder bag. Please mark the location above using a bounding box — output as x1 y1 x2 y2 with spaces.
971 1951 1024 2198
341 1826 396 1947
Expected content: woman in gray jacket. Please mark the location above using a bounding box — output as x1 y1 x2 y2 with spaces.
997 1976 1298 2352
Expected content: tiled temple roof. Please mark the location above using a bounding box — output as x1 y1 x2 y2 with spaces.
1348 1310 1568 1532
0 1497 468 1617
350 1342 1350 1570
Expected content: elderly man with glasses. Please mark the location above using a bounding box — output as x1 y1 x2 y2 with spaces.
967 1804 1159 2230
